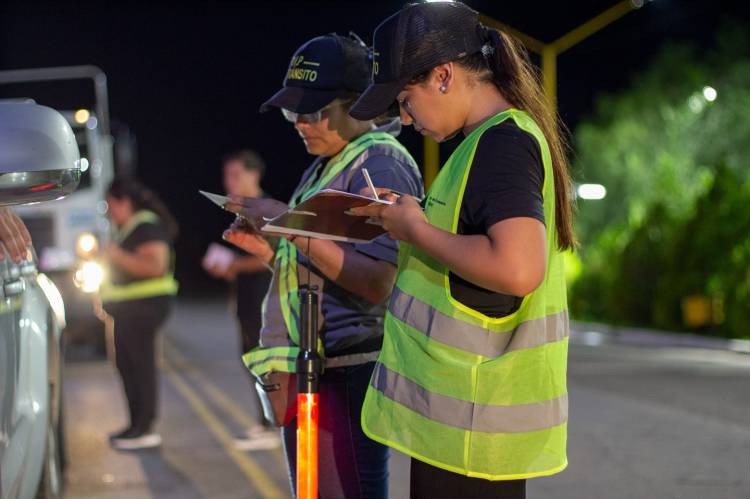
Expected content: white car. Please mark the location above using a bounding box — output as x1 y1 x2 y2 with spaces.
0 102 80 498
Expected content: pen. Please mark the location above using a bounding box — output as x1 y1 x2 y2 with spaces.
362 168 379 201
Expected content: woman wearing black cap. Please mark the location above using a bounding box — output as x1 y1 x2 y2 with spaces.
224 33 423 499
350 2 575 498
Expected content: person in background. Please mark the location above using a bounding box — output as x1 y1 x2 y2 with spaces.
203 149 278 450
101 177 179 450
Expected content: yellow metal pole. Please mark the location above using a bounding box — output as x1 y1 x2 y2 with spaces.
423 137 439 189
424 2 639 185
478 14 545 54
551 0 635 54
542 46 558 113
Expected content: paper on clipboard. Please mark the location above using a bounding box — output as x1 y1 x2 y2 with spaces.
199 190 286 232
261 189 392 243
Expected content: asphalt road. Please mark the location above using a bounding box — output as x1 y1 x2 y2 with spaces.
62 299 750 499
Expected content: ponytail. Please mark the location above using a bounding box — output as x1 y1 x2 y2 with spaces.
464 26 577 251
107 177 179 242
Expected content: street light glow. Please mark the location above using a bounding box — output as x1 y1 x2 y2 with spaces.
688 94 705 113
702 86 717 102
578 183 607 200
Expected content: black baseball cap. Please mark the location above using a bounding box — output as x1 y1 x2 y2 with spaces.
350 1 484 121
260 34 371 114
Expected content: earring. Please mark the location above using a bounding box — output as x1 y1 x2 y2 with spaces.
440 85 447 93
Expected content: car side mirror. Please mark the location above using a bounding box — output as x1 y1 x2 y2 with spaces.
0 102 81 206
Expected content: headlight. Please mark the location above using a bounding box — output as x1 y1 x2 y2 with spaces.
73 261 104 293
76 232 99 257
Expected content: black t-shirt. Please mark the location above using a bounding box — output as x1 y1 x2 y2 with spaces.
111 222 171 285
448 120 545 318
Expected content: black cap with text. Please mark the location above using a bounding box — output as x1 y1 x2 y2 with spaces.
350 1 483 121
260 34 370 114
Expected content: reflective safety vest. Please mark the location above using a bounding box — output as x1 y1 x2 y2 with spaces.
242 130 413 377
100 210 179 302
361 110 569 480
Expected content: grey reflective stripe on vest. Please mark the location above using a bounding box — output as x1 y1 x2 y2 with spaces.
371 363 568 433
247 351 380 373
389 287 569 358
325 351 380 369
245 355 295 373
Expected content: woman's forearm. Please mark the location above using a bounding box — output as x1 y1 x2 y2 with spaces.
408 220 545 297
293 238 396 304
109 242 170 279
111 251 166 279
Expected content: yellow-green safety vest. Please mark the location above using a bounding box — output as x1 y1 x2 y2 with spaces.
100 210 179 302
361 109 569 480
242 130 414 377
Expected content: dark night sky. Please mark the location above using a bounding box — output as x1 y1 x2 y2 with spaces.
1 0 748 294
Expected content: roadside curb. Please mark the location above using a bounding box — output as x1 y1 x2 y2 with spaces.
571 321 750 354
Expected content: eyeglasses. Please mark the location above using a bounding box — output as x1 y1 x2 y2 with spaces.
398 97 415 120
281 100 350 124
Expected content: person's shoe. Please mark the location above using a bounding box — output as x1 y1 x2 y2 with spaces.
111 430 162 450
233 427 280 451
108 426 136 442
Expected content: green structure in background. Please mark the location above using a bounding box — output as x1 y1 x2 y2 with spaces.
570 25 750 339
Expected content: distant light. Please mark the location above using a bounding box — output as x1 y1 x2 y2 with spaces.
702 86 717 102
74 261 104 293
79 157 89 172
86 116 98 130
688 94 705 113
76 232 98 255
577 183 607 200
74 109 90 124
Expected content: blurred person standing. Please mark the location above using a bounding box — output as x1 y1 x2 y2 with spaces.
203 150 277 450
101 178 178 450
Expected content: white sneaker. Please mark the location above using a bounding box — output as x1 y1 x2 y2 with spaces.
111 432 162 450
233 427 280 451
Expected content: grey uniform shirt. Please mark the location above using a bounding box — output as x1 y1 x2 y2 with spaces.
260 120 423 358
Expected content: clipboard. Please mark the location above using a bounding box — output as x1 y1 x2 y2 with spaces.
261 189 392 243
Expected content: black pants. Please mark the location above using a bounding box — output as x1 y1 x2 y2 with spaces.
282 362 389 499
410 458 526 499
108 296 172 433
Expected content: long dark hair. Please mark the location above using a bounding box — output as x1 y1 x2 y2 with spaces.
411 28 577 251
107 177 179 242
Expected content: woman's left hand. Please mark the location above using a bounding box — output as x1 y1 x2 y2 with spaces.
349 193 429 244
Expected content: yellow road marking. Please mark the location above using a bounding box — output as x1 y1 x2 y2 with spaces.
163 363 287 499
164 341 287 467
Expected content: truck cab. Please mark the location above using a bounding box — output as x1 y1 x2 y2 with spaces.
0 66 119 349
